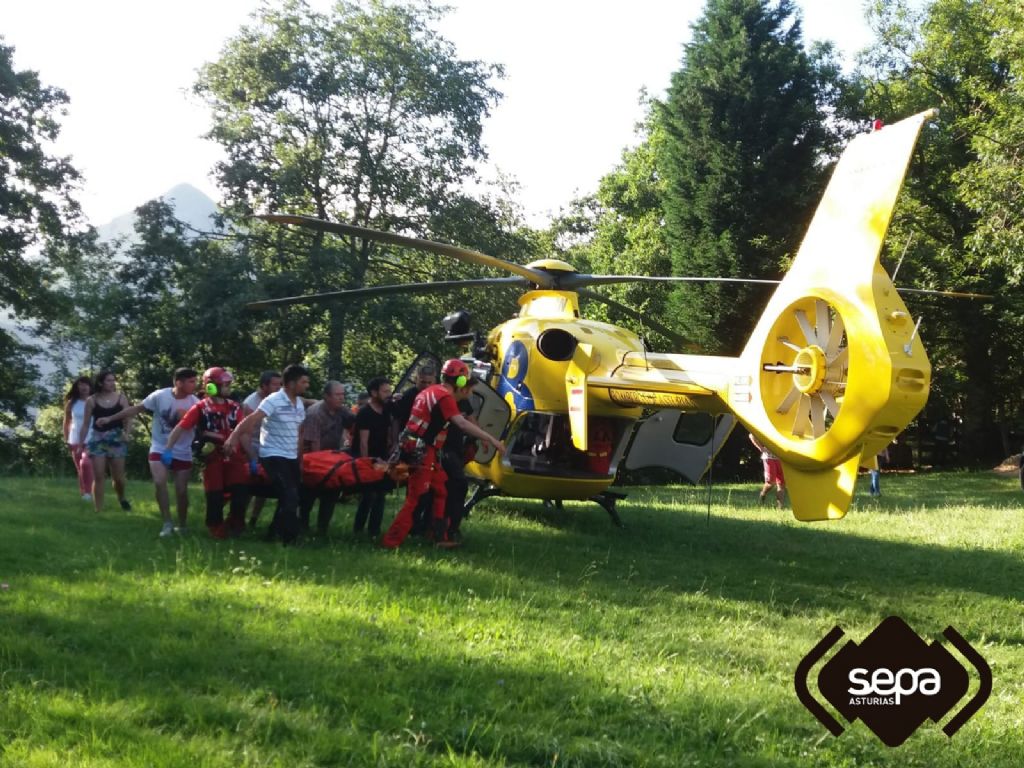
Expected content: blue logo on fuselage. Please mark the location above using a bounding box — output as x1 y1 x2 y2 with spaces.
498 340 535 411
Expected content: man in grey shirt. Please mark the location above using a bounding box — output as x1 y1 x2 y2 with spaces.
299 380 355 536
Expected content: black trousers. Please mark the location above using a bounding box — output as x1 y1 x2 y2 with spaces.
205 488 250 529
409 490 433 535
354 489 387 537
442 451 469 533
262 456 301 544
299 486 342 534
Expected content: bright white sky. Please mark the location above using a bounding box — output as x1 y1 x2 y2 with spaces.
3 0 874 227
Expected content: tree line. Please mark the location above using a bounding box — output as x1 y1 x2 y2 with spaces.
2 0 1021 471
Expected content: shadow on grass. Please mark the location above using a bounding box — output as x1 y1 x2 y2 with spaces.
4 473 1023 625
464 475 1024 624
2 475 1022 766
0 579 873 768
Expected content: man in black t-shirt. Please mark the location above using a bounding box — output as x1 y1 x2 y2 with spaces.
442 397 476 540
353 377 393 537
390 364 437 438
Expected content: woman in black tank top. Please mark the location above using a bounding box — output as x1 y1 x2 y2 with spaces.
91 399 124 433
80 370 132 513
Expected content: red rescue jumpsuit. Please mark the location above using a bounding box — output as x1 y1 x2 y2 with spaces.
179 397 250 536
381 384 461 549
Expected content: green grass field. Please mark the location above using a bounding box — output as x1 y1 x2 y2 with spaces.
0 471 1022 767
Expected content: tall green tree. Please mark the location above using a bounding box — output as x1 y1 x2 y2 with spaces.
0 41 85 422
550 112 680 350
193 0 504 379
658 0 847 354
62 201 267 398
857 0 1022 462
956 0 1024 284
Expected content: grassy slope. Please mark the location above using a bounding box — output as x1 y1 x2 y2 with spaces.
0 472 1021 767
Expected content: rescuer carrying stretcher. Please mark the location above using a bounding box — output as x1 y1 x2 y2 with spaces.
381 359 506 549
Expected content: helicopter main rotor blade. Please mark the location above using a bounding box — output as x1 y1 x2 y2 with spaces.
577 289 690 348
246 277 529 310
568 273 993 300
891 287 992 299
562 274 781 289
259 214 554 287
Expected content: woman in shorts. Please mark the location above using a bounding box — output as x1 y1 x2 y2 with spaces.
79 370 133 513
62 375 95 502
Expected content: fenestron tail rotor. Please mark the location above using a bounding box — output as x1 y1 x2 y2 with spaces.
762 298 848 440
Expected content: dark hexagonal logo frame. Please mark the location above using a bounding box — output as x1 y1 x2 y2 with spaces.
795 617 991 747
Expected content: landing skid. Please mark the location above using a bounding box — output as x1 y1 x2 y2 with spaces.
464 482 503 518
465 483 627 527
590 490 626 527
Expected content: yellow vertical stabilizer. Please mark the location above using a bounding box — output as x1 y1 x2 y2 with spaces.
780 454 862 521
728 110 935 521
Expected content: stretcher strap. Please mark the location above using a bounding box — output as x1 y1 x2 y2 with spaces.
317 455 351 490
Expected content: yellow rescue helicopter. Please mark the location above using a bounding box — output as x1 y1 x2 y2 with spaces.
251 110 950 524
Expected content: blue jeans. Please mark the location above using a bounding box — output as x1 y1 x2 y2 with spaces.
869 469 881 495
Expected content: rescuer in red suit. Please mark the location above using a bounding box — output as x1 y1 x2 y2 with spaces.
381 359 505 549
164 367 251 538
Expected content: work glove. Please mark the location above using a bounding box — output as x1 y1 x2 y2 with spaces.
160 448 174 467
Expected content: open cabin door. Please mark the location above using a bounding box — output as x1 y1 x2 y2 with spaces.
466 378 511 465
624 410 735 484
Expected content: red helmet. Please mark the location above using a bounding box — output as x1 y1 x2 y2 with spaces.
203 366 234 395
203 366 234 386
441 359 471 386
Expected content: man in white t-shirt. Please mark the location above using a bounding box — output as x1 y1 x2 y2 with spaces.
242 370 283 421
241 370 282 528
226 364 310 545
97 367 200 536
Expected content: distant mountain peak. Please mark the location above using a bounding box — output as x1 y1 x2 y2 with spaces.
96 184 219 243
